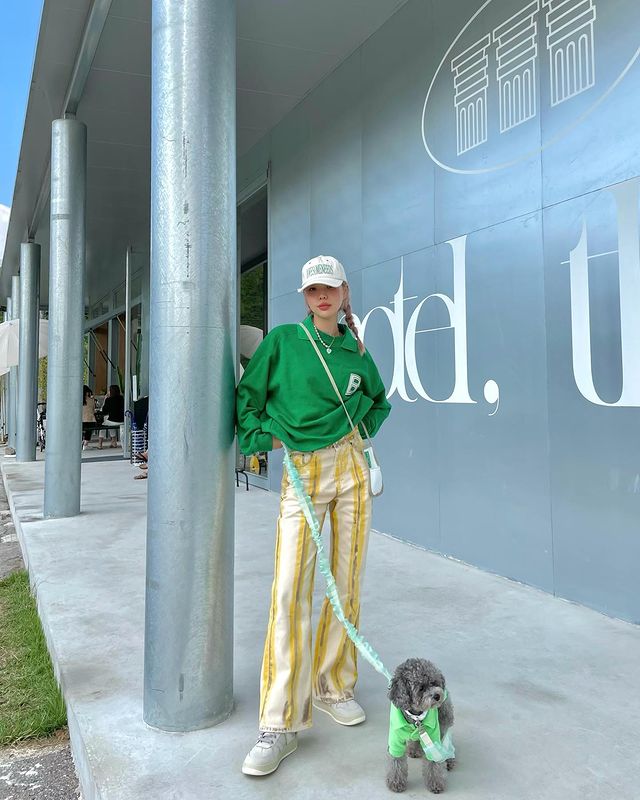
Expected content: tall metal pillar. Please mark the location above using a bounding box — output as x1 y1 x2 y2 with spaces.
87 333 96 392
123 247 132 458
16 243 41 461
5 297 14 449
139 263 150 397
0 306 4 441
43 118 87 519
107 317 119 388
144 0 236 731
8 276 20 451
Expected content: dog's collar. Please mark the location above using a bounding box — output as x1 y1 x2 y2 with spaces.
401 689 448 726
402 709 428 724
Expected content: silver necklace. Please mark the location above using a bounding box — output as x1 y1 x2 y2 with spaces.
313 322 336 354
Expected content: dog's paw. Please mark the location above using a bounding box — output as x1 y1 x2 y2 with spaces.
424 764 447 794
386 756 408 793
427 776 446 794
446 758 456 772
385 776 407 793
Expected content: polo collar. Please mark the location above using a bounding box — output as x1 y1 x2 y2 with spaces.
296 314 358 351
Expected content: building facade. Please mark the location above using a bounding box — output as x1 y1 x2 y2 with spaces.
238 0 640 623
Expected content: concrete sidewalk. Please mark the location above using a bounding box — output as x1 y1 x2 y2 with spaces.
3 458 640 800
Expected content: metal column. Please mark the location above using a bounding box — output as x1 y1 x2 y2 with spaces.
87 334 96 392
144 0 237 731
139 265 150 397
43 118 87 519
107 317 119 388
5 297 14 450
0 305 6 443
123 247 132 458
16 243 41 461
8 276 20 451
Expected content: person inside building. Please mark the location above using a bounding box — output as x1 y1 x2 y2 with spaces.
82 385 96 450
98 384 125 449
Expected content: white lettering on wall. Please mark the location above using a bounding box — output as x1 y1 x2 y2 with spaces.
451 35 491 154
544 0 597 107
346 179 640 414
352 264 414 401
494 1 540 133
449 0 597 155
352 240 500 413
404 237 475 404
566 178 640 406
420 0 638 175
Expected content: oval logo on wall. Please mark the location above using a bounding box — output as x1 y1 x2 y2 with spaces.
421 0 640 174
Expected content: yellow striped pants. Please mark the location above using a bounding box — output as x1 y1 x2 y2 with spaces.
259 429 372 732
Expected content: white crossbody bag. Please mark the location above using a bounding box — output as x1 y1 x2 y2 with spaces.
299 322 383 497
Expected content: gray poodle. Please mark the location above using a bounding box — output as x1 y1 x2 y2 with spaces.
386 658 455 794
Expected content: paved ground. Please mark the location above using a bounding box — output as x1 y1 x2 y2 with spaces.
31 442 124 463
0 483 22 581
4 457 640 800
0 475 81 800
0 734 81 800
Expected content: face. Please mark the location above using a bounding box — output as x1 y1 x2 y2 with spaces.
409 671 445 715
303 283 345 319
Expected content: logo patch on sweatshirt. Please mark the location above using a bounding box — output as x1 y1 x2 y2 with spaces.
345 373 362 396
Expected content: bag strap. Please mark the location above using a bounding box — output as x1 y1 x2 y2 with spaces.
298 321 376 450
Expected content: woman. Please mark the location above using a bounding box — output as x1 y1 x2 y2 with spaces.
82 385 95 450
98 384 124 449
236 255 391 776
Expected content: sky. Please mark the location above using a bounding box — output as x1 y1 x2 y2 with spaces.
0 1 42 259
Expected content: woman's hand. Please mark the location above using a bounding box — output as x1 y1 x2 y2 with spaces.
272 436 283 450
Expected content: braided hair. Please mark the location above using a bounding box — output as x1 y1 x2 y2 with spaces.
340 282 365 355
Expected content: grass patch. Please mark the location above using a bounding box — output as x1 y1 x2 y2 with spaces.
0 570 66 745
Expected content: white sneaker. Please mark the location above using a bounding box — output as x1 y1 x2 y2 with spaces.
242 731 298 776
313 698 366 726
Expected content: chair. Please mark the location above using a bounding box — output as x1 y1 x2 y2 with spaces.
235 454 249 491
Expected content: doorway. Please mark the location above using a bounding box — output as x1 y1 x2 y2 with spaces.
238 184 268 485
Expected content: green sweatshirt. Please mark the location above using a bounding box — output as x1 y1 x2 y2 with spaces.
236 315 391 454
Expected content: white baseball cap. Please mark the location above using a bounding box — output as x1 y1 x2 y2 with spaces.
297 255 347 293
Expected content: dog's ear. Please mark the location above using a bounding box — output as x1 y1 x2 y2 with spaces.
388 668 411 708
424 659 446 690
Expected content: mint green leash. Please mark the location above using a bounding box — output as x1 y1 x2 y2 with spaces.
282 445 455 764
282 445 393 685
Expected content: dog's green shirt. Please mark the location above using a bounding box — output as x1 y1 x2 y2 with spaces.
388 697 446 760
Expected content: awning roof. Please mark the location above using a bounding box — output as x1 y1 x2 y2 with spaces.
1 0 408 302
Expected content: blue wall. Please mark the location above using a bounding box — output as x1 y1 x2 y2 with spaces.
238 0 640 623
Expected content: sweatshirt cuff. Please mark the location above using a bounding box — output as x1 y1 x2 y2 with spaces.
255 432 273 452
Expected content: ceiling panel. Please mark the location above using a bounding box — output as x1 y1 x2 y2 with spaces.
236 87 299 132
37 6 87 68
236 38 337 98
237 127 267 156
91 14 150 75
237 0 407 52
108 0 150 24
81 105 150 148
80 69 150 115
87 140 149 173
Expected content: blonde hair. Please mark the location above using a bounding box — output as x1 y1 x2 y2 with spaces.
304 281 365 356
